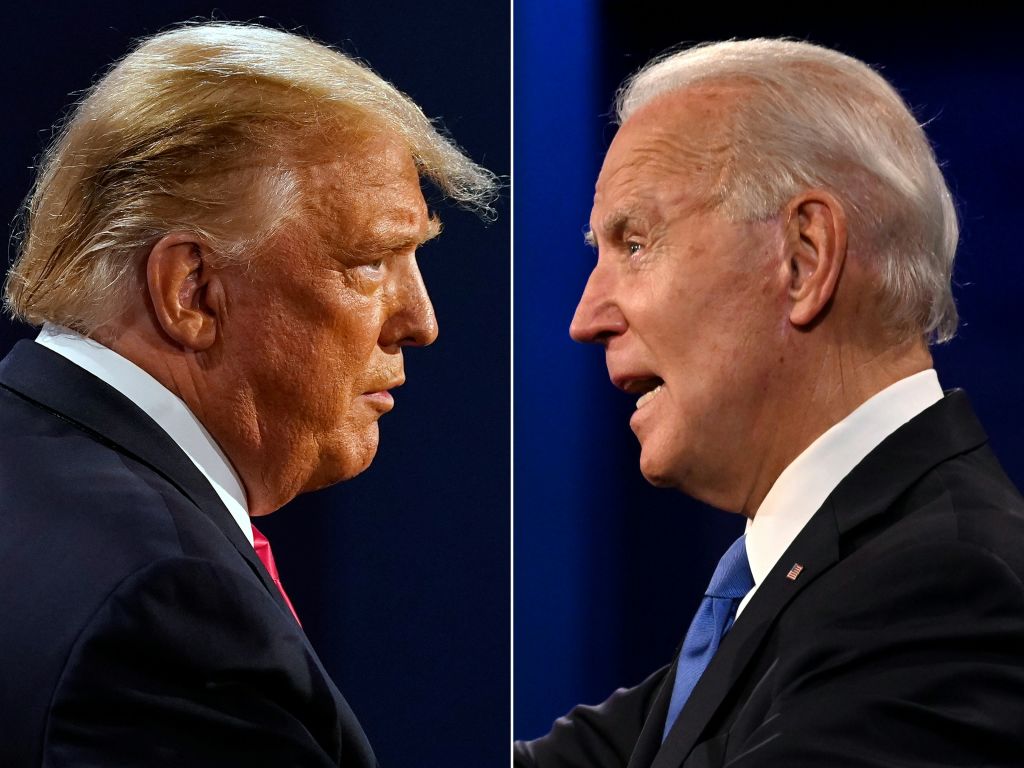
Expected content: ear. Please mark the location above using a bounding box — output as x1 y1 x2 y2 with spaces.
783 190 848 328
145 232 223 351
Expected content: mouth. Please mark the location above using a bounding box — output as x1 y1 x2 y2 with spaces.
362 377 404 409
634 381 664 409
611 374 665 409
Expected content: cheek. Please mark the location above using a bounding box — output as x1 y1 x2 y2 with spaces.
234 269 388 399
274 282 384 370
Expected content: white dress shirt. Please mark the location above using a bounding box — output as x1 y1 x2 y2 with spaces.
736 369 944 617
35 323 254 547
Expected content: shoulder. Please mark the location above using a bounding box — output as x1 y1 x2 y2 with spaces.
771 443 1024 693
930 443 1024 575
0 373 242 562
41 556 346 767
57 555 299 674
0 390 263 763
791 441 1024 623
732 448 1024 762
0 398 198 568
851 442 1024 589
0 384 251 637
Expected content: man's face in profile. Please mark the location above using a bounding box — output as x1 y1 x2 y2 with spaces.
216 134 439 503
571 89 786 509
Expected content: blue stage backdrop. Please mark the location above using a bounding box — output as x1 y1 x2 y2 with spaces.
514 7 1024 740
1 4 509 767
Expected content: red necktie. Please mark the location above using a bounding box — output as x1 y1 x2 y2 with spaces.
251 524 301 626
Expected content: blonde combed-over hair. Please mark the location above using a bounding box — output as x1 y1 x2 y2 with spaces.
5 22 498 333
617 39 959 343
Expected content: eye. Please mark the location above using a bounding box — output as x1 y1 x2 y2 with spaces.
360 257 386 273
627 241 643 256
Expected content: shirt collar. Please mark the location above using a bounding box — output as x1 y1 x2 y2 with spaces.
743 369 943 593
35 323 254 546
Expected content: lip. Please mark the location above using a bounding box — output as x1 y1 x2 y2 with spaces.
612 368 665 433
361 378 404 411
361 390 395 411
609 370 663 395
629 385 663 433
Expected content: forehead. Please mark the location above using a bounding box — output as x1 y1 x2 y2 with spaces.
592 87 737 228
301 134 433 250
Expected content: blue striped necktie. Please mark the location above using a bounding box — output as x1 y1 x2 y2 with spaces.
662 535 754 741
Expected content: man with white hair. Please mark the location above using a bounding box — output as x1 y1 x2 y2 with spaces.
516 39 1024 766
0 22 495 767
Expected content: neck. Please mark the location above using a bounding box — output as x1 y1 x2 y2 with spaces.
98 321 284 517
737 333 933 518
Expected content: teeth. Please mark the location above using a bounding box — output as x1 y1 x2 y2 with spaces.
636 384 663 409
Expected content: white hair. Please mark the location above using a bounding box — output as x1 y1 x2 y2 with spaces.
617 39 959 343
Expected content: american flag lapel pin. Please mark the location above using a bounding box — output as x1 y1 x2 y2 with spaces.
786 563 804 581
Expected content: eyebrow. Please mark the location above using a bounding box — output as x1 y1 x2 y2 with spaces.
376 214 442 252
584 210 638 249
601 211 633 235
423 214 443 244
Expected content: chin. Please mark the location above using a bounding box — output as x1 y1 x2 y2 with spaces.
638 437 712 499
304 426 380 491
637 442 681 489
641 443 742 511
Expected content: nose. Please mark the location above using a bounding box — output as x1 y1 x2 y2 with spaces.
379 256 439 349
569 262 626 345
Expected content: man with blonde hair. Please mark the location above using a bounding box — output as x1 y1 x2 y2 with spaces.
516 39 1024 766
0 22 495 766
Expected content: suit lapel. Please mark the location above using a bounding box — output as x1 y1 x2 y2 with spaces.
0 340 294 620
646 390 989 768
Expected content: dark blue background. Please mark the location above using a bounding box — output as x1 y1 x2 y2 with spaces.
514 7 1024 740
1 3 509 767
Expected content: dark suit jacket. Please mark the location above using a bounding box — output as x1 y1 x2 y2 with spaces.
516 390 1024 767
0 340 377 767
